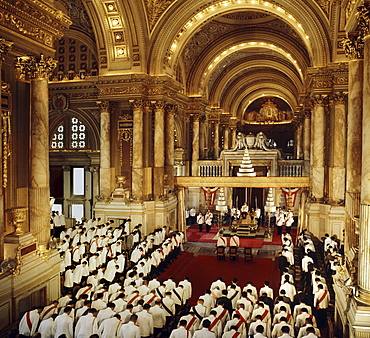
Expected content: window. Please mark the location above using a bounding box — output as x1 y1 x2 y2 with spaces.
50 117 87 150
71 117 86 149
73 168 85 195
51 124 64 149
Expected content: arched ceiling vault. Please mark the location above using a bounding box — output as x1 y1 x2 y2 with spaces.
185 27 309 96
209 58 303 107
222 74 299 117
233 85 299 119
148 0 331 76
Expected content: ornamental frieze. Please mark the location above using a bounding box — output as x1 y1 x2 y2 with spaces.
99 86 142 95
0 0 71 47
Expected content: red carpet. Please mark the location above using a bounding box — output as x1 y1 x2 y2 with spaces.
159 252 280 306
186 226 218 243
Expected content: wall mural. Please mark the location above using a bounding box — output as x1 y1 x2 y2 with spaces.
243 96 293 124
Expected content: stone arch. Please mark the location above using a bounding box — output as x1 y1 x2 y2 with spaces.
209 58 302 107
148 0 330 76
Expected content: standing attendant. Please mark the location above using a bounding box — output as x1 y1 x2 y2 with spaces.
190 207 196 225
205 210 213 233
285 210 294 234
197 212 205 233
276 210 285 235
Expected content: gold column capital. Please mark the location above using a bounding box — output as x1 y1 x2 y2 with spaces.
310 94 328 108
97 100 116 113
342 33 364 60
152 100 166 111
129 99 144 110
15 54 57 80
0 38 13 61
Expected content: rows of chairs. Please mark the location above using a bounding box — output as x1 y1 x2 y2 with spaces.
216 246 253 261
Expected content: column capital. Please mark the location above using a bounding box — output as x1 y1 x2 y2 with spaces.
129 99 143 110
96 100 115 113
0 38 13 61
310 95 328 108
190 113 201 121
342 33 364 60
304 110 311 119
332 92 348 105
357 4 370 37
151 100 166 111
165 104 178 115
15 54 57 80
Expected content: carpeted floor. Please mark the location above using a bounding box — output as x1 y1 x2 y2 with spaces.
186 224 297 248
158 251 280 306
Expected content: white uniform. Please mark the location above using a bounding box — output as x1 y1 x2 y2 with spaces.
118 321 141 338
75 312 99 338
170 326 188 338
38 317 56 338
54 313 74 338
98 316 122 338
18 309 40 337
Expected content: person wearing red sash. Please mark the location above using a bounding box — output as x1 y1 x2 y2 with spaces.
221 325 241 338
179 310 200 336
18 306 43 338
40 300 58 320
313 284 329 328
194 319 216 338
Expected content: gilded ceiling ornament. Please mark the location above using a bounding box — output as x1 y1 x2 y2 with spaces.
357 4 370 36
144 0 174 31
15 55 57 80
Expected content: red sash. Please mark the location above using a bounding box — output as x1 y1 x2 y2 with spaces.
235 311 246 326
286 313 291 321
232 332 240 338
209 317 220 330
218 308 228 321
146 295 157 305
80 287 91 298
186 316 197 330
261 309 269 320
42 305 56 318
26 311 32 330
246 297 253 305
316 290 328 309
128 294 139 305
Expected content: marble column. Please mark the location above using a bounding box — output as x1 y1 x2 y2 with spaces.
343 37 363 250
0 38 12 261
214 122 220 159
153 101 165 199
310 95 326 200
295 121 303 160
223 127 230 150
177 187 187 240
230 127 237 150
165 104 176 192
358 28 370 304
15 55 57 249
130 100 144 200
303 111 311 161
199 116 205 159
97 101 113 200
329 93 347 203
191 114 200 176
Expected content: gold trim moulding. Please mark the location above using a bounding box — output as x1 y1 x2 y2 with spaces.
175 176 310 188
